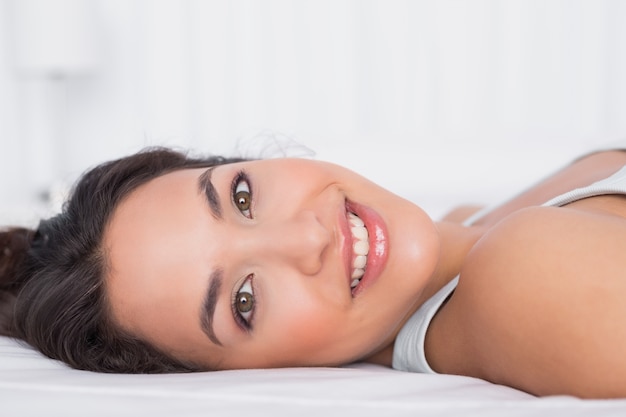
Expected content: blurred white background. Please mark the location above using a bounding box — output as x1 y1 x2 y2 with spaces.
1 0 626 224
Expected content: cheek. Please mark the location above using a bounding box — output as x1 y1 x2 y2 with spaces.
286 307 336 344
264 286 345 362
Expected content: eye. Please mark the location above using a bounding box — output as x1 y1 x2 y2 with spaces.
232 171 253 218
233 274 255 329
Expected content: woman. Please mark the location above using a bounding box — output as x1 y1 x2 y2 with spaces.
1 146 626 398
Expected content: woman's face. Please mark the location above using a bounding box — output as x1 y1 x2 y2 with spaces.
104 158 440 369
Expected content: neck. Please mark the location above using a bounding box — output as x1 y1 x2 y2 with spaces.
416 221 485 312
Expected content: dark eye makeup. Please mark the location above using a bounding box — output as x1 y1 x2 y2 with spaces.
232 274 255 330
230 170 256 330
231 170 253 219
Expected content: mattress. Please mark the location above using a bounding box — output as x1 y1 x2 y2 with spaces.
2 336 626 416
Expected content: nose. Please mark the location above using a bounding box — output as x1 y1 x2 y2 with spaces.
243 210 331 275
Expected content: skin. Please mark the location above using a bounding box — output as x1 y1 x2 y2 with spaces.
430 150 626 398
105 159 464 369
105 151 626 398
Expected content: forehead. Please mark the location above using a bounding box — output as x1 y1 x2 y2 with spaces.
106 168 208 273
103 167 217 357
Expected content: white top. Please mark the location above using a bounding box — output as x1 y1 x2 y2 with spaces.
392 164 626 373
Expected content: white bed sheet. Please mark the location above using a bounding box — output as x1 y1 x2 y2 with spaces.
2 336 626 416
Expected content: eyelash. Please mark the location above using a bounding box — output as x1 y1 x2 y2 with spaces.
230 171 256 329
232 274 255 330
231 171 253 219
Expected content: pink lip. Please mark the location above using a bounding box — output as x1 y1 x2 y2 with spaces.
343 200 389 297
339 206 355 290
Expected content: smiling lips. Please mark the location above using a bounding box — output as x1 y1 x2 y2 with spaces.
344 200 389 296
348 212 369 288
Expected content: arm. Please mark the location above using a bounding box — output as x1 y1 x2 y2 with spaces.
439 150 626 227
440 205 484 223
469 150 626 226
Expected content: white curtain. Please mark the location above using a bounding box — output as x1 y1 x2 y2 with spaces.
2 0 626 221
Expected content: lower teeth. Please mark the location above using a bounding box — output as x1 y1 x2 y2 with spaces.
351 278 360 288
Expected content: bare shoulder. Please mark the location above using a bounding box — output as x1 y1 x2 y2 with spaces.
431 205 626 398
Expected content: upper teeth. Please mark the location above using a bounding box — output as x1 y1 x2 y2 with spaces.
348 212 369 289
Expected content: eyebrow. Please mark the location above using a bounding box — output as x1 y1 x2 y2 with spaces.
200 269 223 346
198 167 222 219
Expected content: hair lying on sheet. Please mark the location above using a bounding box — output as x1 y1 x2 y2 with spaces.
0 148 245 373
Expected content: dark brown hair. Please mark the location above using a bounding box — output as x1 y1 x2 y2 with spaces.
0 148 244 372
